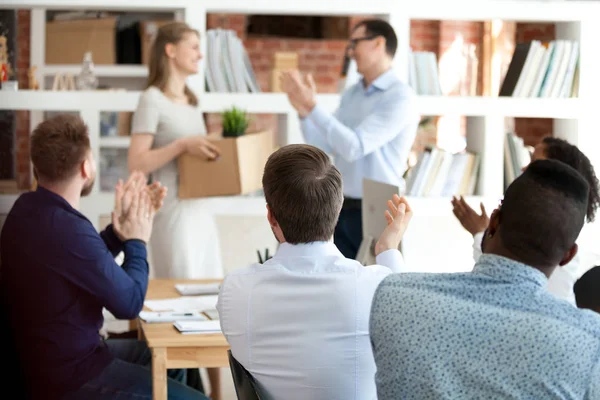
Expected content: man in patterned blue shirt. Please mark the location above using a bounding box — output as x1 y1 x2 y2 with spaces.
370 159 600 399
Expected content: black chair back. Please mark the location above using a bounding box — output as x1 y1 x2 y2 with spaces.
227 350 261 400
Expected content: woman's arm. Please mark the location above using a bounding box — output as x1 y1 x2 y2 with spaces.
127 134 186 175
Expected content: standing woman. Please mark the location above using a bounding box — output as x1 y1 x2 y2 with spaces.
128 22 223 399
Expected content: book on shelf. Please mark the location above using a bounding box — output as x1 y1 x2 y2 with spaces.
404 147 480 197
205 29 261 93
504 132 532 190
499 40 579 98
408 50 442 96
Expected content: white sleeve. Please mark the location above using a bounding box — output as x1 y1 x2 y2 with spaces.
375 249 405 273
472 231 484 264
131 89 160 135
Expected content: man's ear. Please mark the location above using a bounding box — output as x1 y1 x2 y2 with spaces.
559 243 578 267
376 36 386 53
266 204 277 228
487 208 501 238
82 158 92 180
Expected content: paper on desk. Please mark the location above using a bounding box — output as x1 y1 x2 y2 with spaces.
174 320 222 335
175 283 221 296
144 295 218 312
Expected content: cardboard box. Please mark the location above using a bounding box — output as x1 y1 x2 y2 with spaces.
140 20 174 65
178 130 275 198
270 52 298 92
46 17 117 64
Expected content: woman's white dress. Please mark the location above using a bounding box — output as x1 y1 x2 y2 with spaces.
131 86 223 279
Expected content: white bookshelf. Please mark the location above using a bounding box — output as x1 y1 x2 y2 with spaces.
43 65 149 78
1 0 599 271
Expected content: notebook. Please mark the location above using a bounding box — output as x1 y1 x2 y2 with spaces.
175 283 221 296
174 320 222 335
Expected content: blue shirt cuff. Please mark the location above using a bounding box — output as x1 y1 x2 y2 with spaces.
123 240 147 261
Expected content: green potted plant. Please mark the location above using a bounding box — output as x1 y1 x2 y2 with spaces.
222 106 251 137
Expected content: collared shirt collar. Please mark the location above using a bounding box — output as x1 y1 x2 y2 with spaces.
271 241 342 260
361 68 399 92
473 254 548 288
35 185 85 218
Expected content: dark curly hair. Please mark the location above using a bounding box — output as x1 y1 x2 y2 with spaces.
542 137 600 222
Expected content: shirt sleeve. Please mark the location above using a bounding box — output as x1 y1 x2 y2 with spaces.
473 231 484 263
99 224 124 258
51 222 149 320
131 88 160 135
299 116 333 154
375 249 405 273
307 87 418 163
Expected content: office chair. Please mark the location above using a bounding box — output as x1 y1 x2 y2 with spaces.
227 350 261 400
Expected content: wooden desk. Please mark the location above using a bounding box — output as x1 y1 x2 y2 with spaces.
140 279 229 400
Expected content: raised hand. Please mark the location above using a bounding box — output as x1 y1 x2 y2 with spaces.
375 194 414 256
451 196 489 236
114 189 155 243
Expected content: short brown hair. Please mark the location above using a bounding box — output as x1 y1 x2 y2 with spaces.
30 114 90 183
262 144 343 244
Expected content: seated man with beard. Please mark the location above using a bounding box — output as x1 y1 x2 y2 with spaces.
0 114 206 399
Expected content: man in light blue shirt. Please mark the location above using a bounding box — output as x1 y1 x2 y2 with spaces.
370 159 600 399
217 144 414 400
281 19 419 259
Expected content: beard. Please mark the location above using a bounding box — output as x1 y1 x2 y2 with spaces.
80 177 95 197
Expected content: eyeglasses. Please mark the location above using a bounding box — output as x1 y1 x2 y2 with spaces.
346 35 378 50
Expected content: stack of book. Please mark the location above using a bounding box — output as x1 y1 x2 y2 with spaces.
205 29 261 93
499 40 579 98
404 147 480 197
408 50 442 95
504 132 532 190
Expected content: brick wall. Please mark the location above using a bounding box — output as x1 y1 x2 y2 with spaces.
16 10 30 190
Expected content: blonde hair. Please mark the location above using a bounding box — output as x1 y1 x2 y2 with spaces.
147 22 199 106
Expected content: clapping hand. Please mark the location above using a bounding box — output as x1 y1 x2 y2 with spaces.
450 196 489 236
112 171 167 241
375 195 414 256
280 70 317 118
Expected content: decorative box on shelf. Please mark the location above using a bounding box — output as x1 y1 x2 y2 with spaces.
178 129 275 198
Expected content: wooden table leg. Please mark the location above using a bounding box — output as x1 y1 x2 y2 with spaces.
152 347 167 400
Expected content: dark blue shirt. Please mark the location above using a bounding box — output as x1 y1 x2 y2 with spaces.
0 187 149 397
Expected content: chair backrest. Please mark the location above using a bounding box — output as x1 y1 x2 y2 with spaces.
228 350 261 400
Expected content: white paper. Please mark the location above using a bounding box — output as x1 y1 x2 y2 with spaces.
174 320 222 334
175 283 221 296
144 295 218 312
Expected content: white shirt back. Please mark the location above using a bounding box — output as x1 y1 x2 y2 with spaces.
216 241 403 400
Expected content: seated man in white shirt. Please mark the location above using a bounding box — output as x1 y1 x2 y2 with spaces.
217 144 412 400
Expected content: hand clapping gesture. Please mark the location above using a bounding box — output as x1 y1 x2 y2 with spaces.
112 171 167 243
375 194 414 256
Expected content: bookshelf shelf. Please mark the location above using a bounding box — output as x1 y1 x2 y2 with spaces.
416 96 581 119
3 91 580 119
100 136 131 148
43 65 149 78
